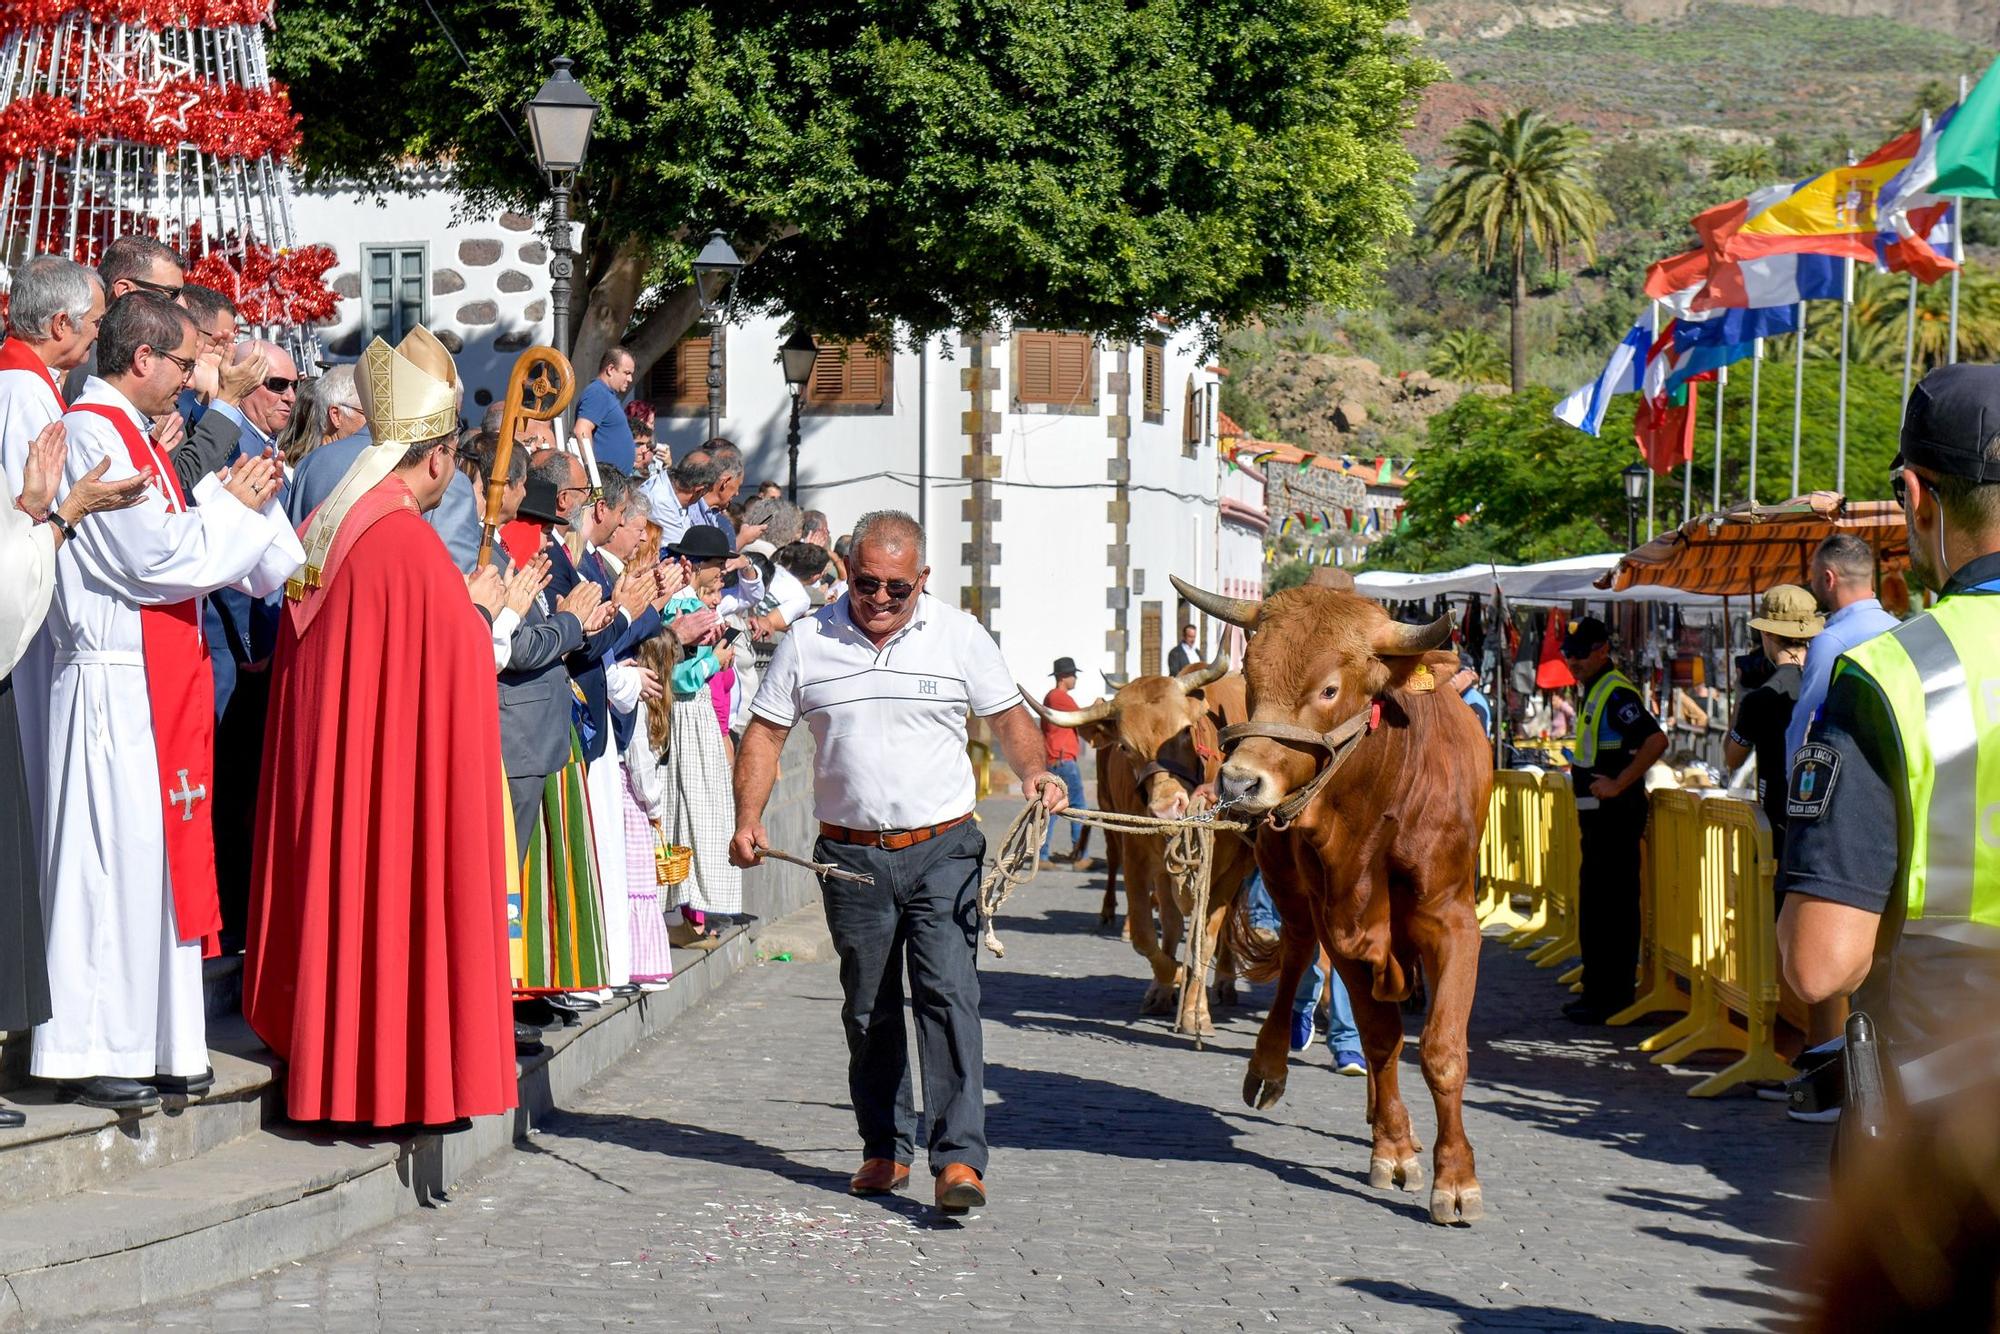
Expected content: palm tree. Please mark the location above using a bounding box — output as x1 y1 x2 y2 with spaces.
1903 78 1957 132
1428 328 1509 384
1425 110 1613 394
1711 143 1777 183
1845 263 2000 370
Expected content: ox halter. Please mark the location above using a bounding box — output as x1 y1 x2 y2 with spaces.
1217 700 1380 830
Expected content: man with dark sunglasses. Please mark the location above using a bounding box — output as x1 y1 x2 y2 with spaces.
730 509 1066 1217
1782 362 2000 1139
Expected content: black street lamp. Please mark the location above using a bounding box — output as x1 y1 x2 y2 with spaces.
779 328 819 503
691 230 744 442
1622 460 1649 550
524 56 599 366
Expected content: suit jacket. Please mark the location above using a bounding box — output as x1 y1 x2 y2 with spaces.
580 548 664 756
495 548 586 781
170 403 244 497
1167 643 1198 676
543 534 633 763
286 431 372 526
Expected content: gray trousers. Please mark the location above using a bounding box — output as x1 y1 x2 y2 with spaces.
815 819 987 1176
508 774 545 866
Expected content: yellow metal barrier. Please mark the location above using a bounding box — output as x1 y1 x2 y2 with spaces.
968 740 993 801
1478 772 1541 930
1526 773 1582 974
1621 790 1704 1036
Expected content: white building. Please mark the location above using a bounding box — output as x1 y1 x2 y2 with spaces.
295 184 1229 695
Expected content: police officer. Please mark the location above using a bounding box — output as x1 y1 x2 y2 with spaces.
1781 363 2000 1105
1561 617 1668 1024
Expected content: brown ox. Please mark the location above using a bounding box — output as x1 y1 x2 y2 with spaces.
1028 665 1257 1035
1174 575 1493 1226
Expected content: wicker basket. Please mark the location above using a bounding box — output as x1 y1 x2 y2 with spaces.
652 823 693 886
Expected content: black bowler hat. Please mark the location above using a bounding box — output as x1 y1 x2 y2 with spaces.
666 524 733 561
1051 656 1079 678
517 475 562 525
1560 617 1611 658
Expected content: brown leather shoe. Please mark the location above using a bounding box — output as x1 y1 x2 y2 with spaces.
848 1158 910 1196
934 1163 986 1214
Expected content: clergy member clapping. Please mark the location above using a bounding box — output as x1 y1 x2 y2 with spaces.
29 292 303 1113
246 327 518 1130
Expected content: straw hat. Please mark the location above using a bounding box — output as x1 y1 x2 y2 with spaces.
1747 585 1825 640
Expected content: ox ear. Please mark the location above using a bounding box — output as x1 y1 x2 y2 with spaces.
1381 648 1461 694
1079 719 1118 750
1371 613 1453 657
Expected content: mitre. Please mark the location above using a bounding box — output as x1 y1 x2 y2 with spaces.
357 325 459 444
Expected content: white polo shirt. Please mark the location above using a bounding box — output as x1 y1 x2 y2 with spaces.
751 592 1021 829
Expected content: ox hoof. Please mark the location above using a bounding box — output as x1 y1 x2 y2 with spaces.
1368 1155 1425 1192
1210 980 1241 1009
1139 985 1175 1016
1430 1184 1484 1226
1242 1070 1287 1110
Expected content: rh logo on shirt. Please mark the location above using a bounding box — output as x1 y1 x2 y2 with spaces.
918 679 939 696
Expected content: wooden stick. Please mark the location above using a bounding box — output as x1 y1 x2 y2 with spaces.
478 346 578 568
754 844 875 885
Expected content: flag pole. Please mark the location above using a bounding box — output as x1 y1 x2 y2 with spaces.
1950 73 1968 365
1837 252 1854 497
1749 337 1763 506
1683 454 1692 525
1791 301 1807 497
1712 362 1727 512
1647 471 1655 541
1902 274 1920 403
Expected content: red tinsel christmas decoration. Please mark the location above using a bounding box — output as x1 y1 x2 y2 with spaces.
0 0 271 29
186 237 337 326
0 81 298 172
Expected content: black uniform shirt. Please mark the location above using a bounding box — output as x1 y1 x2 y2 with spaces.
1728 663 1803 841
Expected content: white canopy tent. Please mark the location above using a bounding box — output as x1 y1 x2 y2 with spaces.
1355 555 1727 608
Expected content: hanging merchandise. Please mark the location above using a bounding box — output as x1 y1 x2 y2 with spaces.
1461 593 1486 659
1536 609 1577 690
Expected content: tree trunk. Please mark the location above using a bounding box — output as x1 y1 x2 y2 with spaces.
1509 251 1527 396
569 233 652 384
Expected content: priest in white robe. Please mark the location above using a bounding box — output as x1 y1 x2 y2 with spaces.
0 256 106 842
30 293 302 1111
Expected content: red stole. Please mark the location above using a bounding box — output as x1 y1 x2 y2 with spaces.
71 403 221 956
0 337 66 410
288 477 422 635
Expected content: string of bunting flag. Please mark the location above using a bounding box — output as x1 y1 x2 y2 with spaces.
1553 54 2000 531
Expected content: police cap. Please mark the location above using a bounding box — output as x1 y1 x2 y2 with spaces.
1900 363 2000 484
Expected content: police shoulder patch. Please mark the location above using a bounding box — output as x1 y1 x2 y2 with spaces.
1788 742 1842 821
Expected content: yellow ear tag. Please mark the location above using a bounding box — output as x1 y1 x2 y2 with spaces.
1408 663 1437 694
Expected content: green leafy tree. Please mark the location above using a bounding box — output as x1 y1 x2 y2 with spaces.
1427 328 1508 384
271 1 1439 381
1903 78 1958 131
1424 110 1612 395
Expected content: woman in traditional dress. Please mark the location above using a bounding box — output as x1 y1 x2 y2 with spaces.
1 422 149 1127
658 526 740 943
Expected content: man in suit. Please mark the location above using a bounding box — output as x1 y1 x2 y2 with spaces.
1166 622 1202 676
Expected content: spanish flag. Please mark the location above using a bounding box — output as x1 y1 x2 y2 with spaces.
1699 130 1939 269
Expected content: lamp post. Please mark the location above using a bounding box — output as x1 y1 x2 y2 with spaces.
780 328 819 502
1621 461 1649 551
691 230 744 442
524 56 599 368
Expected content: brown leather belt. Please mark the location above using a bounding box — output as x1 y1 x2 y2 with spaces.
819 813 973 852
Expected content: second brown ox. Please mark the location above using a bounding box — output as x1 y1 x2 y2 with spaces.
1173 574 1494 1226
1027 663 1257 1036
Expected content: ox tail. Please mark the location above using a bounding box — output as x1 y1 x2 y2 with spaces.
1224 892 1283 985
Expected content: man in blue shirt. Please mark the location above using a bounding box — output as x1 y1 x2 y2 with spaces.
572 345 637 475
1785 532 1900 764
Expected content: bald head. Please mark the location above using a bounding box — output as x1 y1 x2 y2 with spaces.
236 338 297 438
850 509 925 563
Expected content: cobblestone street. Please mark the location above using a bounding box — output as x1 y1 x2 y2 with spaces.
93 801 1826 1332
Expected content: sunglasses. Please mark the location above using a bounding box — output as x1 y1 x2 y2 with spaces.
263 376 299 395
851 575 917 600
129 277 183 299
1891 465 1913 510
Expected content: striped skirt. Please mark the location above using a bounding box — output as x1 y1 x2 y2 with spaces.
513 730 610 994
625 773 673 982
665 692 742 917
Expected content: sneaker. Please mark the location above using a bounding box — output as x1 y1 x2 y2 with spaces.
1334 1050 1367 1076
1787 1105 1841 1125
1289 1009 1317 1053
1750 1080 1790 1102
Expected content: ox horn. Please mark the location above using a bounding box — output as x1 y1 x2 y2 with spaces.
1176 659 1229 694
1169 575 1261 629
1372 613 1454 657
1020 685 1116 729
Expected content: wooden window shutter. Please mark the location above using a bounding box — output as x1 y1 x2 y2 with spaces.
1017 333 1057 403
1054 335 1091 403
648 336 713 413
806 341 889 407
1143 342 1164 416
